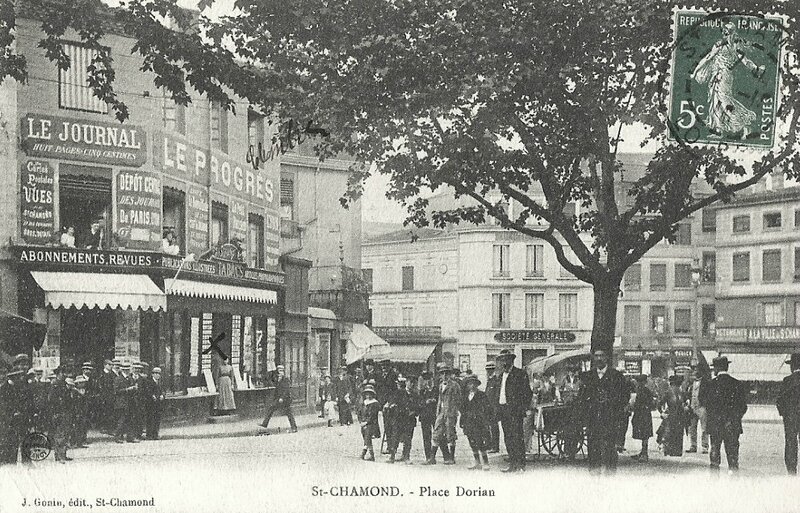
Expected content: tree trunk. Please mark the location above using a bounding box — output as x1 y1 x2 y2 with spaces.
590 280 621 354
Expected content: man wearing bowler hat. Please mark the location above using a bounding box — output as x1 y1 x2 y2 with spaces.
777 353 800 474
702 355 748 473
494 349 532 472
484 361 501 453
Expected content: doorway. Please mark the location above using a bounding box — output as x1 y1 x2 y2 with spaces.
60 308 116 368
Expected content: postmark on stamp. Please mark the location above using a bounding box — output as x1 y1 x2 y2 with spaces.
22 431 52 461
667 10 786 149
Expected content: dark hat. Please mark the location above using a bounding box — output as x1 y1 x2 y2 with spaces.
463 374 481 387
712 355 731 368
497 349 516 360
362 385 376 396
436 362 454 373
485 362 496 370
785 354 800 367
668 374 683 385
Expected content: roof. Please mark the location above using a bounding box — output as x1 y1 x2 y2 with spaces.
364 227 451 244
308 307 337 320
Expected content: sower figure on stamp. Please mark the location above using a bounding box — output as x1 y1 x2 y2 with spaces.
460 374 492 471
358 385 381 461
495 349 531 473
483 361 501 454
776 353 800 475
427 363 461 465
417 371 438 463
702 355 748 473
259 365 298 433
579 349 630 474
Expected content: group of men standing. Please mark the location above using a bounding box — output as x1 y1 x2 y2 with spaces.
0 355 165 465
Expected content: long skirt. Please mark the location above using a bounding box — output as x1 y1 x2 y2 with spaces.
660 414 684 456
215 376 236 411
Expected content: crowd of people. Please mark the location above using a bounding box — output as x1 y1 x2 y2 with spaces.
0 354 165 464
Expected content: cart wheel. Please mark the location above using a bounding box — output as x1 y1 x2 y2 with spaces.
539 431 559 456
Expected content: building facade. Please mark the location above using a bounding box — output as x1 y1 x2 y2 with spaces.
0 12 318 411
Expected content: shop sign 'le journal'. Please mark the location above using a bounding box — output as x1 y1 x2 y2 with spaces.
20 113 148 167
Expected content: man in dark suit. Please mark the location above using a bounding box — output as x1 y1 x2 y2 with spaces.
579 349 630 474
702 355 748 473
145 367 166 440
114 362 139 443
484 361 501 453
96 359 116 435
495 349 532 472
418 371 438 463
259 365 298 433
777 353 800 475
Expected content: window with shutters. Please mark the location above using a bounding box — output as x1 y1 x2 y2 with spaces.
623 305 641 334
702 208 716 232
492 293 511 328
732 215 750 233
59 43 108 113
795 248 800 281
763 302 783 326
795 209 800 229
492 244 511 277
58 163 112 250
674 223 692 245
210 100 229 153
559 293 578 328
524 293 544 328
650 305 667 333
211 202 228 246
624 264 641 291
280 178 294 220
401 307 414 327
763 212 782 230
525 244 544 277
702 252 716 282
762 249 782 282
674 263 692 288
674 308 691 333
650 263 667 291
401 266 414 291
732 252 750 282
702 304 716 336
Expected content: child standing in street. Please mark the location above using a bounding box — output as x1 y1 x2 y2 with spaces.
460 374 491 470
358 385 380 461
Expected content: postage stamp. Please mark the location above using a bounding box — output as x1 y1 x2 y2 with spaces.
667 10 786 149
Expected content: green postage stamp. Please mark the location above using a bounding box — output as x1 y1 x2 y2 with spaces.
668 10 785 149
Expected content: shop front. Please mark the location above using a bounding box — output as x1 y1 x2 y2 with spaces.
620 348 695 378
371 326 445 378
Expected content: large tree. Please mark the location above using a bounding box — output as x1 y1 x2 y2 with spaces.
2 0 799 352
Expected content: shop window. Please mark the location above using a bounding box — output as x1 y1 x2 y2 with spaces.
210 100 229 153
524 293 544 328
623 305 641 334
674 223 692 245
702 252 716 282
59 42 108 113
674 308 691 333
650 305 667 333
248 213 265 268
211 201 229 246
58 164 112 249
763 302 783 326
525 244 544 277
492 244 510 277
650 263 667 291
162 187 185 255
280 177 294 220
732 252 750 282
763 212 782 230
762 249 782 282
362 269 373 292
732 215 750 233
492 292 511 328
674 263 692 288
164 97 186 135
401 307 413 327
701 304 716 336
559 293 578 329
401 266 414 291
702 208 716 232
624 264 641 292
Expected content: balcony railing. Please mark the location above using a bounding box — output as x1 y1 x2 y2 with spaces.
371 326 442 340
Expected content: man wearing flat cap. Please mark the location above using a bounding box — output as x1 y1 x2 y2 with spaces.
484 361 501 453
493 349 531 472
578 348 630 474
776 353 800 474
701 355 748 473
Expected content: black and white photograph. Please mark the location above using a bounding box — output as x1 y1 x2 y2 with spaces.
0 1 799 512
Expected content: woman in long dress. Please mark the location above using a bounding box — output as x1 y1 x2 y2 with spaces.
214 355 236 414
659 374 686 457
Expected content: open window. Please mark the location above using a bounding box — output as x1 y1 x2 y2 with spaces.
211 201 229 247
58 163 112 249
162 187 186 255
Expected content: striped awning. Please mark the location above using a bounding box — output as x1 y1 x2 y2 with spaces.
31 271 166 311
165 278 277 304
